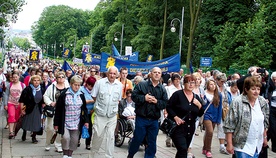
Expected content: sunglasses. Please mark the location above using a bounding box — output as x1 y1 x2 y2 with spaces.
57 76 65 79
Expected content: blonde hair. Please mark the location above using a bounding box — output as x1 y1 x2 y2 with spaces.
55 71 65 78
30 75 42 84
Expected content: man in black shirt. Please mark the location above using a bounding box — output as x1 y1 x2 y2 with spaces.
128 67 168 158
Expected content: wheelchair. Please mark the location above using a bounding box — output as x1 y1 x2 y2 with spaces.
114 118 134 147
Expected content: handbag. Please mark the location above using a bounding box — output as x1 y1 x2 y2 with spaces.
43 105 55 118
36 127 43 135
159 117 177 136
222 102 229 121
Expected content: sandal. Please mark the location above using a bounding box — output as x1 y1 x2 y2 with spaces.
9 132 14 139
5 125 9 129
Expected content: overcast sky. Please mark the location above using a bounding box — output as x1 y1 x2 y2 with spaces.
12 0 101 30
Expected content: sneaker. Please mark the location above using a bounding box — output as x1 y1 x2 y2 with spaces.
45 146 50 151
63 156 68 158
219 147 230 155
205 151 212 158
55 147 63 153
187 152 195 158
202 149 207 155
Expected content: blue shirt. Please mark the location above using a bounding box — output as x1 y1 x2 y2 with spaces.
80 86 94 113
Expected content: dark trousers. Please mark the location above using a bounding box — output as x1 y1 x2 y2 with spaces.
171 125 193 158
128 116 159 158
268 106 276 152
79 114 93 146
85 114 93 145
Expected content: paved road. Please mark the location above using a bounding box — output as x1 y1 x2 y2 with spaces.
0 109 274 158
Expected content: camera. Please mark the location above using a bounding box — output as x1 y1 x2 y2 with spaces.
257 68 266 74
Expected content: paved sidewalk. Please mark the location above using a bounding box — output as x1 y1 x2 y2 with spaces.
0 109 274 158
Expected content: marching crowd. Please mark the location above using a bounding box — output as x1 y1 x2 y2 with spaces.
0 53 275 158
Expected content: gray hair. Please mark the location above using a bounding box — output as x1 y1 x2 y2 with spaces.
216 73 227 81
271 72 276 79
133 76 144 84
107 66 119 75
70 75 83 85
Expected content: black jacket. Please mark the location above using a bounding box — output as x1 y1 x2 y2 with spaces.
54 89 89 135
131 80 168 120
19 85 45 115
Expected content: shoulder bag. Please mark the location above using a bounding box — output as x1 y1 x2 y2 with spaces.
199 101 212 131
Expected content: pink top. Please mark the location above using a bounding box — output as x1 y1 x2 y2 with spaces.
8 82 24 105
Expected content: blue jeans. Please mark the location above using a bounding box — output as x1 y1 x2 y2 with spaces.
234 149 259 158
128 116 159 158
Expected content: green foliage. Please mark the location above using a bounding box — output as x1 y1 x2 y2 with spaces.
32 5 92 57
12 37 31 51
195 0 256 67
233 6 272 69
27 0 276 71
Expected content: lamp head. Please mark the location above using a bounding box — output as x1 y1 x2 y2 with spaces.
171 26 176 33
114 37 118 41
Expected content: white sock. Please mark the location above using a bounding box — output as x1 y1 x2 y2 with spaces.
220 144 225 149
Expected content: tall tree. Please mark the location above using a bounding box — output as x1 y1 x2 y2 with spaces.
233 5 272 69
194 0 256 67
186 0 202 73
32 5 92 58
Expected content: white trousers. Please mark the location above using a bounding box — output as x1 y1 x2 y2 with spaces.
45 116 62 149
90 114 117 158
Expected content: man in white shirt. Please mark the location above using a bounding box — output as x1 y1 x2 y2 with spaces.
90 66 122 158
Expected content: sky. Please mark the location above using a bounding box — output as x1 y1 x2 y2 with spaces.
12 0 101 30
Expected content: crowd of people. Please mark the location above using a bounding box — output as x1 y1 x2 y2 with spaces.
0 53 275 158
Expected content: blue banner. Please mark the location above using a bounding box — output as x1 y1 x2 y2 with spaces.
100 52 180 74
129 52 139 61
112 44 120 56
62 60 74 74
62 48 71 58
29 50 40 62
82 52 101 65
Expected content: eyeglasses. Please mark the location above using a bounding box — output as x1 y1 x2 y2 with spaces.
57 76 65 79
186 81 195 85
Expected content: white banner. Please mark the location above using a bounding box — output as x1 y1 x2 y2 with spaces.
73 57 83 64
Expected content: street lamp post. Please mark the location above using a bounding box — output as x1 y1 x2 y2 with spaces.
113 24 124 55
170 7 184 62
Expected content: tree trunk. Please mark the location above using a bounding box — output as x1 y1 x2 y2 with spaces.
160 0 167 60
